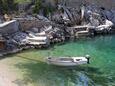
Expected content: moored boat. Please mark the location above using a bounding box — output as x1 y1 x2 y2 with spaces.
46 55 90 66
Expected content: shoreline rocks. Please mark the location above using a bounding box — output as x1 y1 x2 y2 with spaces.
0 3 115 57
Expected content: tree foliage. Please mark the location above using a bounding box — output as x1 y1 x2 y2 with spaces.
33 0 56 16
33 0 42 13
0 0 16 14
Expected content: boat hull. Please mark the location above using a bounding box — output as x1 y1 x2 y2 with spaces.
47 61 87 66
46 57 89 66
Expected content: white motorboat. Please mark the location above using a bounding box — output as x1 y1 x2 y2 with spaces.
46 55 90 66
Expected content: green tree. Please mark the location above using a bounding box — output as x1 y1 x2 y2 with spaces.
0 0 16 13
7 0 16 11
33 0 42 13
0 0 3 13
2 0 9 13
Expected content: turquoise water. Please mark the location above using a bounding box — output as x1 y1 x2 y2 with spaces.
46 35 115 86
15 35 115 86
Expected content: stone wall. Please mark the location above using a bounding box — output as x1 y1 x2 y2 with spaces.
86 0 115 9
17 18 51 31
66 0 115 9
0 20 19 36
47 0 115 9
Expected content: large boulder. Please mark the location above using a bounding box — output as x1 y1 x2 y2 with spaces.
0 20 19 35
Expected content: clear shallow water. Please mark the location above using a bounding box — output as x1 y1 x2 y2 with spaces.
15 35 115 86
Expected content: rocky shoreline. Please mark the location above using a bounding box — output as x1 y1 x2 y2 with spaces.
0 4 115 57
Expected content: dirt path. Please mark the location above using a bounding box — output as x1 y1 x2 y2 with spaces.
0 60 18 86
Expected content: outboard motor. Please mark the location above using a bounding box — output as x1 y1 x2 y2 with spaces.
85 55 90 64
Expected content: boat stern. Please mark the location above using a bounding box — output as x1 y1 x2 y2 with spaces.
85 55 90 64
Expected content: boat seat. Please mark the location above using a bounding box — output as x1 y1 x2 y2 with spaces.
76 59 81 61
73 58 81 62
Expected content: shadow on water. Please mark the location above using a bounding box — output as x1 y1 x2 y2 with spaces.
13 55 111 86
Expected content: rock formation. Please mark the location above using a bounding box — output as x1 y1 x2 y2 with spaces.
0 2 115 56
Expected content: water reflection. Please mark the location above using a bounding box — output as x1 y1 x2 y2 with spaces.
14 55 110 86
12 35 115 86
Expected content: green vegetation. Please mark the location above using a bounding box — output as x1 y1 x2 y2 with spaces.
43 5 55 16
33 0 55 16
33 0 42 13
15 0 31 4
0 0 55 16
0 0 32 14
0 0 17 13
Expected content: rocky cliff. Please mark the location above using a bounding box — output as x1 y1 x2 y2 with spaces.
47 0 115 9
